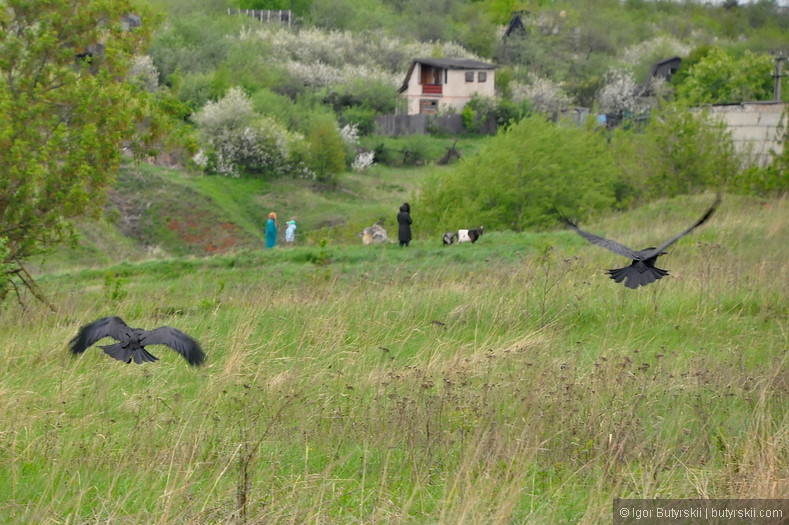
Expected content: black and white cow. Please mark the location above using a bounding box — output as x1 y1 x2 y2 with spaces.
458 226 484 244
442 231 458 245
444 226 484 245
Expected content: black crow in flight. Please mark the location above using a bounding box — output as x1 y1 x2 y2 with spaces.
561 196 720 289
69 316 205 366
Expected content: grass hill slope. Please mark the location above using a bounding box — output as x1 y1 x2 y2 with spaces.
35 136 483 272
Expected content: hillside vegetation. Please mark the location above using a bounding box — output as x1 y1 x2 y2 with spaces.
2 193 787 523
143 0 787 191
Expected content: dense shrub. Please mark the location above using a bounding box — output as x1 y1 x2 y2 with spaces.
149 14 244 79
610 103 740 201
597 68 649 119
306 115 347 185
127 55 160 92
319 77 404 134
509 75 571 118
417 115 620 233
674 47 775 105
192 87 306 177
356 135 452 167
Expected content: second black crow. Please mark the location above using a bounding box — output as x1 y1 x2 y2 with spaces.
69 316 205 366
561 196 720 289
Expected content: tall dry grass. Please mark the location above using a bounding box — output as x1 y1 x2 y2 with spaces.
0 194 786 523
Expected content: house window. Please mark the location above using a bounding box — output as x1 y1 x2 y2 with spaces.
465 72 474 82
478 72 487 83
419 99 439 114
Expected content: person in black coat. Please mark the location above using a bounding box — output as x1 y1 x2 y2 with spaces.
397 203 412 247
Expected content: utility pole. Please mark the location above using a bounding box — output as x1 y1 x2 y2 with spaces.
774 54 787 101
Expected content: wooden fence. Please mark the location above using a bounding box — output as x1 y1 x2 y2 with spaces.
374 114 496 136
226 8 292 25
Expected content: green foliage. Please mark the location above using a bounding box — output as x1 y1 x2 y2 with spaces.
611 103 740 200
494 98 531 127
675 47 775 105
221 37 282 95
0 237 12 299
461 104 478 133
669 45 713 88
0 0 159 302
103 272 129 302
175 72 216 111
734 163 789 196
417 115 619 233
309 238 332 281
321 78 403 134
149 13 247 80
730 113 789 195
306 116 347 185
465 95 499 132
361 135 451 167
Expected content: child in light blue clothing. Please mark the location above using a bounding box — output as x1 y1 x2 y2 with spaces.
285 220 297 246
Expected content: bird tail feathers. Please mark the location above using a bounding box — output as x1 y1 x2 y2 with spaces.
132 348 159 364
100 344 159 364
100 343 132 363
607 266 668 289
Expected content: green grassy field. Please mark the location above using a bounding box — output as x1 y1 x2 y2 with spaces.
1 193 787 524
53 138 476 265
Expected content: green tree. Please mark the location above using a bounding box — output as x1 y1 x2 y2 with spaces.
306 116 346 185
675 47 774 105
417 115 620 233
0 0 156 302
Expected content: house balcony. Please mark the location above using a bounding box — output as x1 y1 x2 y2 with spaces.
422 84 443 95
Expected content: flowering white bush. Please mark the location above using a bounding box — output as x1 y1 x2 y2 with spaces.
510 75 572 115
193 87 306 177
192 149 209 169
193 87 255 138
621 35 691 67
127 55 159 92
597 69 647 117
241 26 482 73
339 123 359 145
352 151 375 171
237 25 481 91
282 60 400 89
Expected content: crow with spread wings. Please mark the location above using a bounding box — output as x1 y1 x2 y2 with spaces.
560 196 721 289
69 316 205 366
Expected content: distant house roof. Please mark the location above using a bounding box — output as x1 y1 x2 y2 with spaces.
503 11 529 38
650 56 682 78
398 58 499 93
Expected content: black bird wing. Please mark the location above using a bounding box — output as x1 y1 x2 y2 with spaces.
70 316 131 355
641 195 721 259
140 326 205 366
561 216 638 259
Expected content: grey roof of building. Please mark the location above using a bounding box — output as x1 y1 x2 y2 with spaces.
411 57 498 70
